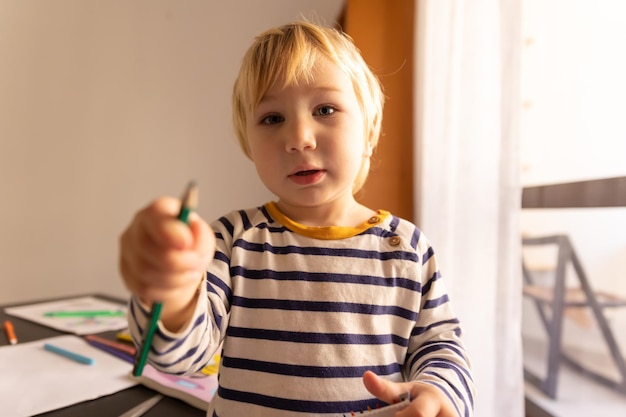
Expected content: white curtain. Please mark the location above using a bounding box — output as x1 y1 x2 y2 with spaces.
413 1 524 416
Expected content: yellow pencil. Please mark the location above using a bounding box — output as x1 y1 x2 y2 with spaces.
116 330 133 343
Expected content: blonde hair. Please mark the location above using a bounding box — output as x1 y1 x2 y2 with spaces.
232 20 384 194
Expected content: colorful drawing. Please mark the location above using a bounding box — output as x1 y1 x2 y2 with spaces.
5 296 128 335
138 364 218 411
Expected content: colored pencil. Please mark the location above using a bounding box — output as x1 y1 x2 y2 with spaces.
44 343 95 365
86 338 134 364
132 181 198 377
4 320 17 345
118 394 163 417
116 330 133 343
85 334 136 356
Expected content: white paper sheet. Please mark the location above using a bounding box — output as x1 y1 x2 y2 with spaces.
0 335 138 417
4 296 128 334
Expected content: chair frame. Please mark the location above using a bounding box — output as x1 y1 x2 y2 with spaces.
522 234 626 399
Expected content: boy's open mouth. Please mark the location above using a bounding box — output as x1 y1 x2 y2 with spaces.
294 170 320 176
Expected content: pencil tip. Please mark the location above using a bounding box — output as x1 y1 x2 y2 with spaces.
185 181 199 209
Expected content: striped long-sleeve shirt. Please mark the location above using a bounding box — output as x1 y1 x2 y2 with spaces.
128 202 475 416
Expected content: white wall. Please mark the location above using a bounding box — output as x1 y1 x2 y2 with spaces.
520 0 626 186
0 0 343 305
520 0 626 348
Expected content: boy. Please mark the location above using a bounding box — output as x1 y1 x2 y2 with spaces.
120 21 474 417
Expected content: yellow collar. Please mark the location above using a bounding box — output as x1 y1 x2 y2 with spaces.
265 202 390 240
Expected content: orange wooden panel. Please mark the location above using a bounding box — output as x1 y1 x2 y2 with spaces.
342 0 415 221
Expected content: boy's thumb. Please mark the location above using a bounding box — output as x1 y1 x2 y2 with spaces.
362 371 403 405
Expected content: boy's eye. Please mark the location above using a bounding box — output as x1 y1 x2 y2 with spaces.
260 114 284 125
315 106 336 116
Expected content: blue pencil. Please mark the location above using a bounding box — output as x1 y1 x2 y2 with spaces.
44 343 95 365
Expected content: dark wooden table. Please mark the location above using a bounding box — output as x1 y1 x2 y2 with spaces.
1 294 205 417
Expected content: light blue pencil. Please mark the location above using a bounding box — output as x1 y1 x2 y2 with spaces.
44 343 95 365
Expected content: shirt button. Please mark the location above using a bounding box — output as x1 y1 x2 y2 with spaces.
368 216 380 224
389 236 401 246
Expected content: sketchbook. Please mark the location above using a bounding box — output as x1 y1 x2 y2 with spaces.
136 363 218 411
136 359 408 415
4 296 128 335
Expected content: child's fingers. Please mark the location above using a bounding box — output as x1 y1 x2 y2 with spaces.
133 211 214 279
126 243 202 283
119 197 210 300
395 392 439 417
397 383 456 417
362 371 408 406
125 269 202 303
139 197 195 250
119 239 203 302
363 373 453 417
188 212 216 268
122 197 203 275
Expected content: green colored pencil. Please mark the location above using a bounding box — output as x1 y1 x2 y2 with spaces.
132 302 162 376
132 181 199 377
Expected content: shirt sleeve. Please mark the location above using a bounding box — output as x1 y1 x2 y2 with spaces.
127 279 221 375
404 238 476 417
127 217 236 376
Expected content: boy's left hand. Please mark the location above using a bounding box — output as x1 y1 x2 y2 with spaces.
362 371 458 417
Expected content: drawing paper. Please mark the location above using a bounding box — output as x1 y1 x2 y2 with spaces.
4 296 128 334
0 335 137 416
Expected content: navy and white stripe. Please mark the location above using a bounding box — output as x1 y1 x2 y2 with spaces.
128 202 475 416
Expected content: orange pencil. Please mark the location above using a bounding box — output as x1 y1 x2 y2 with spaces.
4 320 17 345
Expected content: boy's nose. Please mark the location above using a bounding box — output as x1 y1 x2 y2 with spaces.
285 119 317 152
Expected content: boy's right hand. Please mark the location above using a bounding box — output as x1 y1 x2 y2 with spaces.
119 197 216 332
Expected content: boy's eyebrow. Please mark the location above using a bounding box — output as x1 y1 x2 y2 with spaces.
259 86 344 103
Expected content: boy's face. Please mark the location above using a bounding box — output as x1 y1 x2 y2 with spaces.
246 58 370 220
